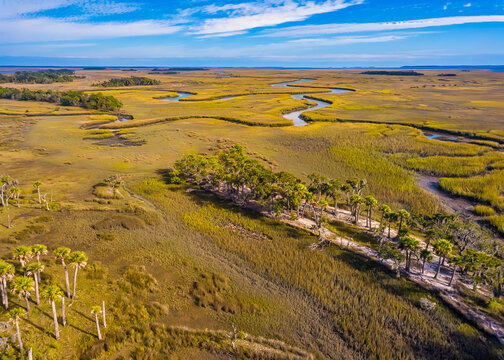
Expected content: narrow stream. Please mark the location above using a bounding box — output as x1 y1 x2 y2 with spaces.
161 92 195 101
270 79 353 126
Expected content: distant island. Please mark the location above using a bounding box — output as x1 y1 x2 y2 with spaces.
93 76 161 87
360 70 424 76
0 69 80 84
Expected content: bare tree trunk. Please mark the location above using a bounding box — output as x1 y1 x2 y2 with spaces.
2 278 8 309
72 266 79 299
28 347 32 360
37 187 41 204
449 266 456 287
25 295 30 312
62 259 71 298
7 214 10 229
434 257 442 279
33 275 40 305
95 314 102 340
51 300 60 339
61 297 66 326
102 300 107 328
15 318 22 352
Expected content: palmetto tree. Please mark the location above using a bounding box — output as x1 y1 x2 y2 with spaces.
350 194 364 224
364 195 377 229
399 236 420 272
433 239 453 279
378 204 391 232
11 276 34 312
12 246 33 268
33 181 42 204
31 244 47 282
9 308 25 352
386 212 398 238
23 263 44 305
54 247 71 297
420 249 433 275
397 209 410 234
449 256 466 287
41 285 64 340
0 260 15 309
91 305 103 340
9 187 21 208
69 251 87 299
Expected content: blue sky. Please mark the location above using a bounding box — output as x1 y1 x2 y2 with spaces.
0 0 503 67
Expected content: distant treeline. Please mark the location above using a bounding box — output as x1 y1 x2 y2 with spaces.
0 69 80 84
438 73 457 77
151 67 208 72
0 87 122 111
361 71 424 76
93 76 161 87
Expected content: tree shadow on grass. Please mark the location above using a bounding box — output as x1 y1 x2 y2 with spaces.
73 309 94 323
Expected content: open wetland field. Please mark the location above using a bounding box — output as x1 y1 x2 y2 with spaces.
1 68 504 359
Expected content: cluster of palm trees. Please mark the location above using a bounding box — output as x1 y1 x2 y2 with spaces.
0 244 104 354
1 176 51 228
173 145 504 298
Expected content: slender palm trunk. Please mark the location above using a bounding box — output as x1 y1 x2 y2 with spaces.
15 318 22 352
25 294 30 312
95 313 102 340
388 223 391 238
434 256 443 279
61 297 66 326
449 266 457 286
102 300 106 328
37 188 41 204
51 300 60 340
36 255 41 282
2 278 7 309
72 266 79 299
33 275 40 305
61 259 70 298
421 260 426 274
399 218 403 233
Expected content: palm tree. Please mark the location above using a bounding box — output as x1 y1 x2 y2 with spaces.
386 212 398 238
0 260 14 309
9 308 25 352
364 195 377 229
54 247 71 298
12 246 33 268
420 249 433 275
433 239 453 279
449 256 466 287
91 305 103 340
378 204 391 231
9 187 21 208
69 251 87 299
399 236 420 272
397 209 410 234
41 285 63 340
23 263 44 305
11 276 34 312
31 244 47 282
350 194 364 224
33 181 42 204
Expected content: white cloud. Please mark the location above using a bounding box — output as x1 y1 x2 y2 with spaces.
0 18 182 44
258 15 504 37
463 3 472 7
192 0 363 36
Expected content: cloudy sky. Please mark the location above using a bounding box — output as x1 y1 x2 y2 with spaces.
0 0 503 67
